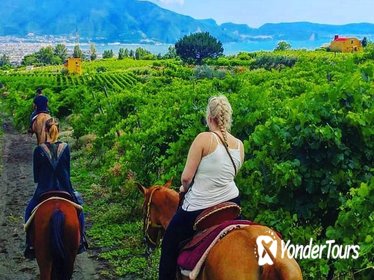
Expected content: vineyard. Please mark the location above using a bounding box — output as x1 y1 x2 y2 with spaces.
1 48 373 279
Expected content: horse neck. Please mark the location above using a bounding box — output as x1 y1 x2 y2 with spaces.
154 188 179 229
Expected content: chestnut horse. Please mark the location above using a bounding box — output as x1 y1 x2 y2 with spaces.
30 198 80 280
138 180 303 280
32 113 51 144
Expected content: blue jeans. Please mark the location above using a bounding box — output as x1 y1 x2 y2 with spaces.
158 196 241 280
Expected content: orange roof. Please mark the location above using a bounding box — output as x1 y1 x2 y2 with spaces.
334 37 348 41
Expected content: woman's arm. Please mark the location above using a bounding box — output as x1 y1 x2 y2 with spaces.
181 133 207 191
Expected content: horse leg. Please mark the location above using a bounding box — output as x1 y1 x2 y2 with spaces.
39 266 52 280
55 214 80 279
199 228 260 280
63 220 80 278
36 247 52 280
34 217 52 280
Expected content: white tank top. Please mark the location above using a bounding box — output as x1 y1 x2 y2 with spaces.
182 133 242 211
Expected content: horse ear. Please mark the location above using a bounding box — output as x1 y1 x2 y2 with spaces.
164 178 173 189
137 183 147 195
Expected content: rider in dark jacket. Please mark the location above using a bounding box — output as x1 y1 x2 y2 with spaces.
24 118 87 259
28 88 49 133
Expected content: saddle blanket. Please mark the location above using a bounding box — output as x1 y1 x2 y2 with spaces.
178 220 255 279
24 197 82 232
31 115 38 122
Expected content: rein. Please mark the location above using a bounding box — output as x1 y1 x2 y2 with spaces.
143 187 163 246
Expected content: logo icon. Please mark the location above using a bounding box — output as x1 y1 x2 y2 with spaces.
255 231 277 266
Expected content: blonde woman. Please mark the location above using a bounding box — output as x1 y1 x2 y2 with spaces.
24 118 87 258
159 95 245 279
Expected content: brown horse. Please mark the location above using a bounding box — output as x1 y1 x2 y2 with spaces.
32 113 51 144
30 198 80 280
138 180 303 280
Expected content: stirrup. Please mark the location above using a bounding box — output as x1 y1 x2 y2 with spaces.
24 246 35 260
78 235 89 254
78 242 88 254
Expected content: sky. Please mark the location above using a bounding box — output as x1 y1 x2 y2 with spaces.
145 0 374 28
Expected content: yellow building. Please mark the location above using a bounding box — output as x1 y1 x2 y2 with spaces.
64 57 82 74
329 35 362 52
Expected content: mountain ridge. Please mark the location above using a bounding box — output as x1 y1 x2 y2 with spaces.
1 0 373 43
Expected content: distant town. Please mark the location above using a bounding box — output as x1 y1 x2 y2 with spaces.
0 35 100 65
0 35 176 65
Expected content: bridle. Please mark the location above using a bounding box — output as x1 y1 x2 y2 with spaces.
143 187 164 247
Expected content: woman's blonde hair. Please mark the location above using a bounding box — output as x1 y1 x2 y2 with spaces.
45 118 59 143
206 95 233 144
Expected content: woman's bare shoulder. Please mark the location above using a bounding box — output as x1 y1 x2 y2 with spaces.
193 131 212 147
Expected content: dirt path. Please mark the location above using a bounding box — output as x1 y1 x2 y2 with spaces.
0 121 100 279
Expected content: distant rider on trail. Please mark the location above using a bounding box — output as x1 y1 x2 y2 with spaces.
28 87 49 134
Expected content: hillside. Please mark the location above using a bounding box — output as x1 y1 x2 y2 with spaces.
1 0 374 43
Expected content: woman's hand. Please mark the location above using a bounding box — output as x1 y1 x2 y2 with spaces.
179 185 186 193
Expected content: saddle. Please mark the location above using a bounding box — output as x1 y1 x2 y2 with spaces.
193 201 241 231
177 202 252 279
31 111 50 123
24 191 83 232
38 190 74 203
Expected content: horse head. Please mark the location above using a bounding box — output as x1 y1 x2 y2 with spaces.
137 179 179 249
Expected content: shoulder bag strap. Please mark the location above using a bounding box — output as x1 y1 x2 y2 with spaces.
212 131 237 175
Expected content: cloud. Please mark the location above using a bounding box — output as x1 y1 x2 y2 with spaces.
157 0 185 5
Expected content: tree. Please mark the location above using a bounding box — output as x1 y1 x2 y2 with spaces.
361 37 368 48
135 47 153 60
22 54 38 66
37 46 55 64
274 41 292 51
175 32 223 64
118 48 126 60
163 46 177 59
0 54 11 67
129 50 135 59
73 45 83 58
54 44 68 62
124 48 129 58
103 49 114 59
90 43 97 61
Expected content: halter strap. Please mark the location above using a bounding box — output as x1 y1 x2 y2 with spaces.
143 187 163 246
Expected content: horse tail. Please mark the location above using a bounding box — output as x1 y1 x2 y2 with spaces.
50 209 69 280
262 237 303 280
